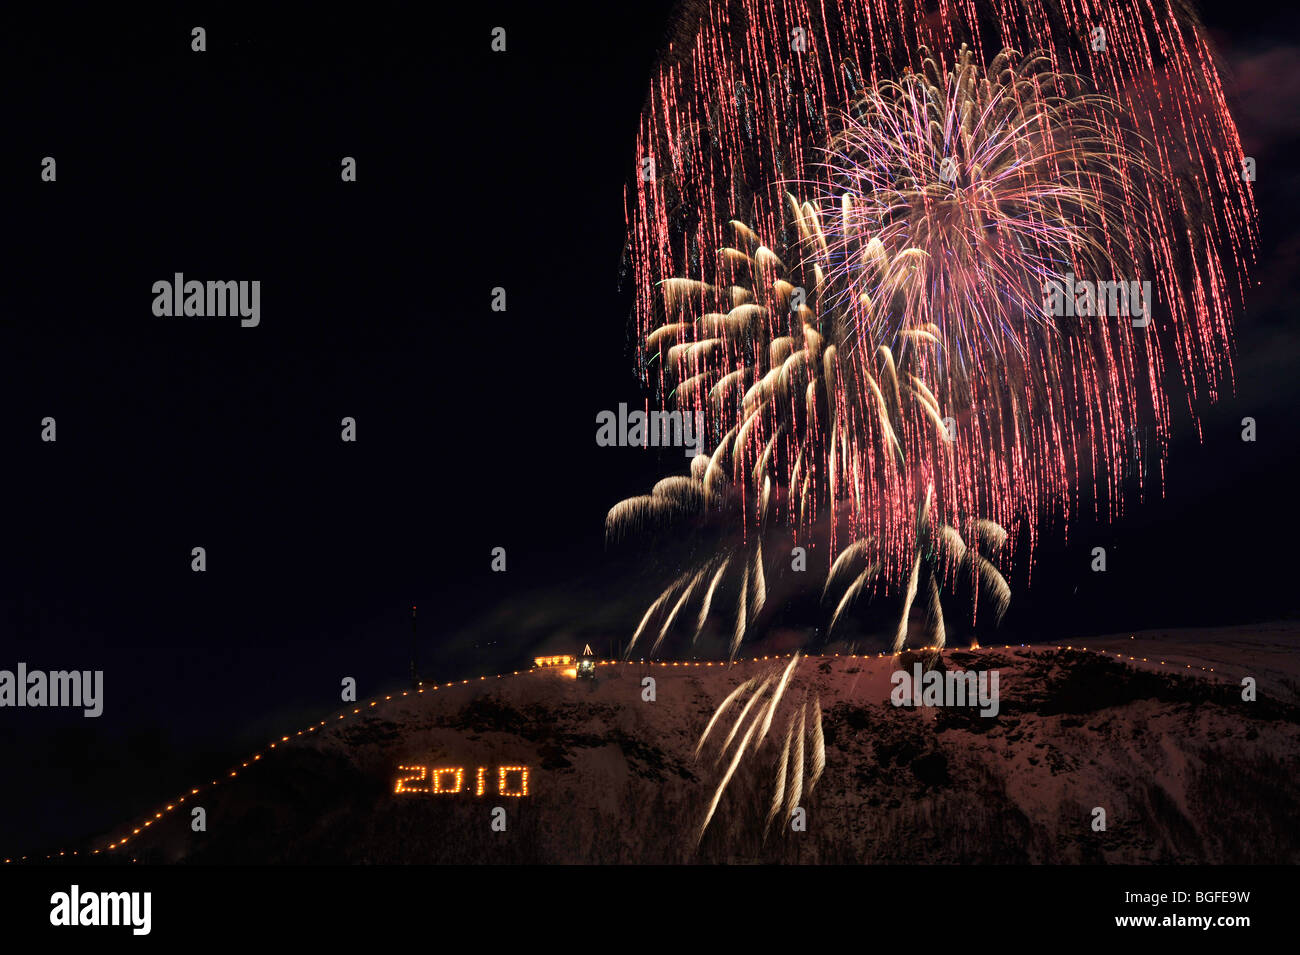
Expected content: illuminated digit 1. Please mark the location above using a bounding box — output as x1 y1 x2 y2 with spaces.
431 767 465 794
476 767 486 796
395 765 430 794
498 765 529 797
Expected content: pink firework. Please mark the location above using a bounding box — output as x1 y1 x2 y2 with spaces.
623 0 1256 598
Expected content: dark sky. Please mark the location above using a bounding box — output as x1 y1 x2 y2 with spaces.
0 1 1296 857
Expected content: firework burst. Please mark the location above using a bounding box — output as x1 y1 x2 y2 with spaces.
627 0 1255 549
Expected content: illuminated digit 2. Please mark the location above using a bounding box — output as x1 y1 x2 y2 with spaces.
395 765 430 794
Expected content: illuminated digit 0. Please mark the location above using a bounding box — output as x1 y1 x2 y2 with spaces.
431 767 465 794
395 765 430 794
498 765 529 797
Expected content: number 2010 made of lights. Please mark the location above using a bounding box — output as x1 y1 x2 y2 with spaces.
394 765 530 797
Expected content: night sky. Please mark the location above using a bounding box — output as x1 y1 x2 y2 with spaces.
0 1 1296 858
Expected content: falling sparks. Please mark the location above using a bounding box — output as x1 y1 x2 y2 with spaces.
696 653 827 840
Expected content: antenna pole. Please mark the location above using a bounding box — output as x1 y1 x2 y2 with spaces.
410 604 419 687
